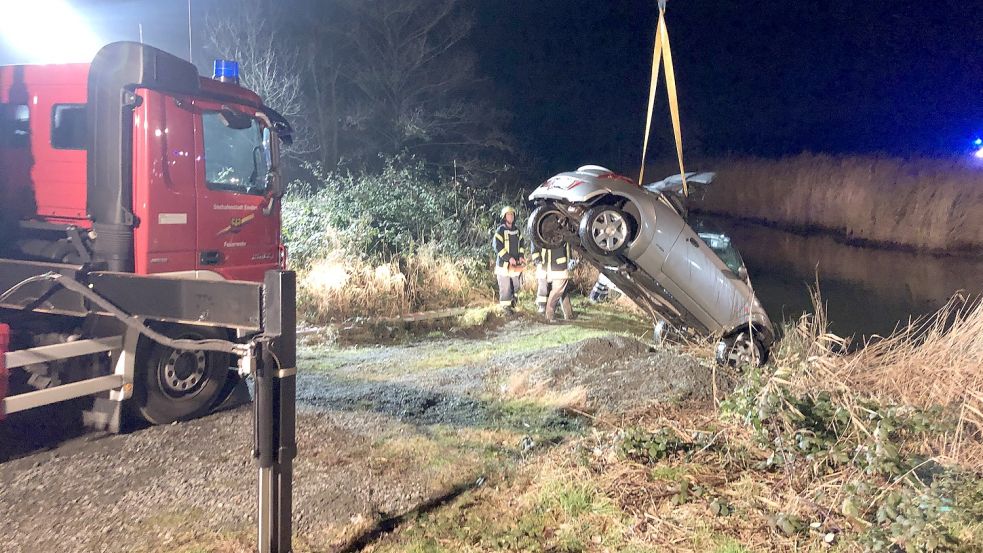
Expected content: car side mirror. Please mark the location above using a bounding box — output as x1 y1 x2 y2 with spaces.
737 266 748 281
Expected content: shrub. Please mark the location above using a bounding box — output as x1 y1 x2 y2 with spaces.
283 157 519 264
282 158 524 320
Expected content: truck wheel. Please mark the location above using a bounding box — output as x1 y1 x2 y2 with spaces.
133 324 231 425
579 204 631 257
527 204 572 249
715 331 767 368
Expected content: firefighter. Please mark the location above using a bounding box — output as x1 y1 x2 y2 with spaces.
540 241 575 323
493 206 526 312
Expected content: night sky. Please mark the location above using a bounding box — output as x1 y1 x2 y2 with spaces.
3 0 982 171
473 0 983 171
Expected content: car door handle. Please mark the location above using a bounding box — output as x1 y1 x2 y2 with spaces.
688 237 700 247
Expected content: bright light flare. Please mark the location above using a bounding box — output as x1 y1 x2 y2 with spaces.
0 0 102 63
974 147 983 160
306 260 350 291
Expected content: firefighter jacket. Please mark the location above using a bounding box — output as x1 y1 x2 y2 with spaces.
493 224 525 276
530 242 572 281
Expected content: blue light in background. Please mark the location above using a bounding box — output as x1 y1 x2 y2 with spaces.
974 138 982 147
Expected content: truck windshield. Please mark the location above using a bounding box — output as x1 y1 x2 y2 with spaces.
202 111 271 195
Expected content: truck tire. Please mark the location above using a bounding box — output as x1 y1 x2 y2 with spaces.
133 323 231 425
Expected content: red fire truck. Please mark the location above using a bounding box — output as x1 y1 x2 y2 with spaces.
1 41 298 552
0 41 294 428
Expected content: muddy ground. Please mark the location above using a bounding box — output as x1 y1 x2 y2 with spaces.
0 313 731 552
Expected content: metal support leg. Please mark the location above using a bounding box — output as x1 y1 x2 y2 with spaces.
255 270 296 553
255 346 276 553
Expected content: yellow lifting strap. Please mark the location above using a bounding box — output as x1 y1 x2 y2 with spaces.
638 1 688 197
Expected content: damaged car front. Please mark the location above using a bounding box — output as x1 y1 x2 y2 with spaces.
527 165 774 366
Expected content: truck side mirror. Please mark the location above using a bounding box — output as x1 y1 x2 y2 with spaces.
268 170 283 198
261 170 282 216
219 106 252 130
263 126 284 199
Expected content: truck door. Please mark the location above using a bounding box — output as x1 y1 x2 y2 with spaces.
192 101 279 282
131 90 200 275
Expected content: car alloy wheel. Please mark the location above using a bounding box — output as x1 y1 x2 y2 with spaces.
579 205 631 256
715 331 766 368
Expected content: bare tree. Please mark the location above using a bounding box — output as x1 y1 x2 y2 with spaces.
337 0 514 166
203 0 315 158
203 0 514 173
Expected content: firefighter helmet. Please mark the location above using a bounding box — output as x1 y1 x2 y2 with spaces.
500 205 516 221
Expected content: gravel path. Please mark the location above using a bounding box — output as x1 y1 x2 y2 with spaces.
0 318 727 552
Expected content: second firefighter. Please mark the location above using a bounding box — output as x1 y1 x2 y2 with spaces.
532 241 574 323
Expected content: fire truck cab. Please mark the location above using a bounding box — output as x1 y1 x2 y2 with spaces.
0 42 293 427
0 41 290 279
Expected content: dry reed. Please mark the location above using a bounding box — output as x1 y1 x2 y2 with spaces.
502 370 590 413
772 286 983 467
297 244 484 323
693 154 983 252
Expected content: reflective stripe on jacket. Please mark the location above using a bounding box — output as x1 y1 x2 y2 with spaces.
493 224 525 276
532 242 571 281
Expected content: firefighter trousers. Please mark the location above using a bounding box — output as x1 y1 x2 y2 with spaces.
545 278 573 322
536 275 549 313
497 274 523 309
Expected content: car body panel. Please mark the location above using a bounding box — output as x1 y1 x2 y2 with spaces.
529 166 774 346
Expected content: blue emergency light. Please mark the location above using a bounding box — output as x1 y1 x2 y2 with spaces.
974 138 982 147
213 59 240 84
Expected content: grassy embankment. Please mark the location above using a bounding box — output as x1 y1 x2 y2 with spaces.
275 158 983 550
369 293 983 553
690 154 983 254
157 293 982 552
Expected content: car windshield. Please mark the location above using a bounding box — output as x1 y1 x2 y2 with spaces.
202 111 271 195
697 231 744 274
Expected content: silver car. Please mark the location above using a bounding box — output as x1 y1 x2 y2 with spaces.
527 165 774 366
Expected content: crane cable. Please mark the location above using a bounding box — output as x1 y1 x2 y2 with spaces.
638 0 688 197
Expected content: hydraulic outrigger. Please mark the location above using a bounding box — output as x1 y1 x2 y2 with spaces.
1 265 297 552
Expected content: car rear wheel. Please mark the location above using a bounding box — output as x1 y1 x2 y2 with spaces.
528 204 572 249
715 331 767 368
579 205 631 257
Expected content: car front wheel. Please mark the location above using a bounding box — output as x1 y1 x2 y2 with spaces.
579 204 631 257
715 331 767 368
